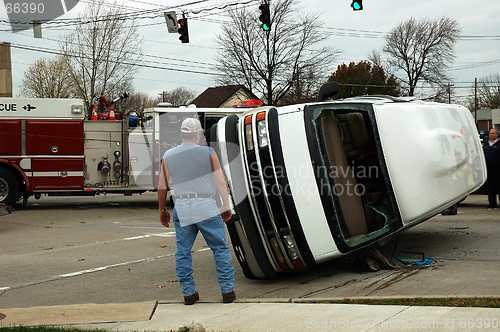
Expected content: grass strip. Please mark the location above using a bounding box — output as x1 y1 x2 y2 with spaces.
325 297 500 308
0 328 107 332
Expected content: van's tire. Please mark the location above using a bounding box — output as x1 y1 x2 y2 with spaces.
0 168 21 206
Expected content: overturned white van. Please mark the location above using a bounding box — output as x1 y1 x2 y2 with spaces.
211 82 486 279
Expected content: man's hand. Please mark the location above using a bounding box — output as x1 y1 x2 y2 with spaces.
220 205 231 222
160 210 170 227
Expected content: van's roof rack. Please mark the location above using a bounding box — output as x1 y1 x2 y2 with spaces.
351 95 417 102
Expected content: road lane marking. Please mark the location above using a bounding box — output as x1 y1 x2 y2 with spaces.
57 245 210 279
57 255 173 278
2 246 212 291
0 231 179 261
124 232 176 240
120 226 168 229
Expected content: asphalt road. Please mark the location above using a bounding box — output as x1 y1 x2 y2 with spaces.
1 193 499 309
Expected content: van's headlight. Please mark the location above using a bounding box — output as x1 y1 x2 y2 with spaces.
257 120 268 148
256 111 268 148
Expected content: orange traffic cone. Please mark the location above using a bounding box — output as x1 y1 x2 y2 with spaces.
109 107 115 121
91 106 98 121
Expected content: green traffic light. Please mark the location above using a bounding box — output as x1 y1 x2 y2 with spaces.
258 3 271 31
351 0 362 10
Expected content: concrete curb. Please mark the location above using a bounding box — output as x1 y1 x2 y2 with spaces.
0 301 157 327
2 296 499 327
69 301 500 332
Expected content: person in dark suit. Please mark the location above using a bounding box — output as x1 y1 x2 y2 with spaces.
483 128 500 209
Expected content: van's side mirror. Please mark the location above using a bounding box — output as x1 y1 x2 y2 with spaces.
317 81 339 102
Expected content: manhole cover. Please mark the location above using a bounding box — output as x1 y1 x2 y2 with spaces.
0 313 6 320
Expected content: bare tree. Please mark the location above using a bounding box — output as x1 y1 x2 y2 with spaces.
416 81 456 103
60 0 142 113
18 56 75 98
379 17 461 96
278 65 321 105
159 87 197 106
476 74 500 109
213 0 340 105
120 91 157 117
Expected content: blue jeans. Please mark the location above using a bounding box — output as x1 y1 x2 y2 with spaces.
173 200 235 296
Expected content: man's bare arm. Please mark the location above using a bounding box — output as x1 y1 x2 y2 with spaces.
211 150 231 221
158 160 171 227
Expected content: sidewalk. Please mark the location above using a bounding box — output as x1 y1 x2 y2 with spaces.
2 298 499 332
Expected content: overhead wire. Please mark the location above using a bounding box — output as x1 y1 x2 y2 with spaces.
15 31 217 68
0 0 253 28
10 28 219 72
9 42 220 76
0 0 214 29
0 0 498 45
3 0 499 98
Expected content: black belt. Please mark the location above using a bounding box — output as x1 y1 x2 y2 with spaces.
176 193 214 199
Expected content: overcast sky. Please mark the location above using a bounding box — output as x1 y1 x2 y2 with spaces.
1 0 499 104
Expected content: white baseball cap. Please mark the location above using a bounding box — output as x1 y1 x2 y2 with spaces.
180 118 202 133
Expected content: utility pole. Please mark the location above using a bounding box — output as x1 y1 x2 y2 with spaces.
295 64 300 101
474 78 478 124
446 83 451 104
0 42 12 97
158 91 168 102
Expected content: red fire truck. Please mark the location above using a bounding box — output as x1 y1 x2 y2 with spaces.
0 98 243 206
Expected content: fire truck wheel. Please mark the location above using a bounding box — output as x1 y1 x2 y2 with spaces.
0 168 21 206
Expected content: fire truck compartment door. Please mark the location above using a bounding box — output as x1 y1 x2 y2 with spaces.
31 158 84 190
0 119 22 155
26 120 84 155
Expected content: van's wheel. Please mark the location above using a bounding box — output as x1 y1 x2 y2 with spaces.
0 168 22 206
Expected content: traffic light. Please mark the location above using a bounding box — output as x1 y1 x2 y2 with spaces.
177 17 189 43
351 0 363 10
258 3 271 31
